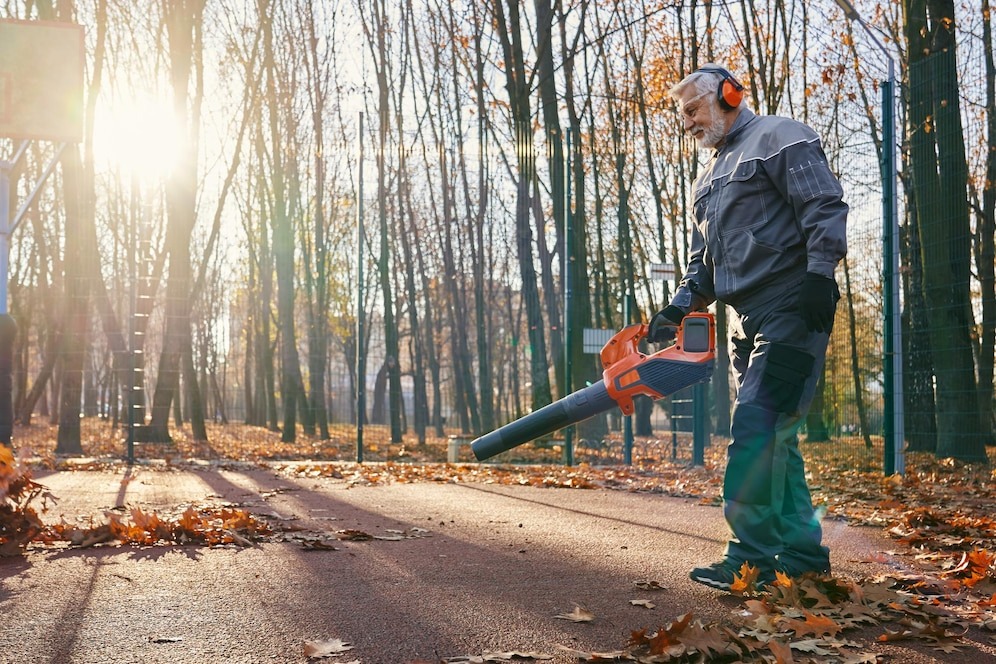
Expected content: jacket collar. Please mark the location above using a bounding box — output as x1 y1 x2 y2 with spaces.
716 107 756 152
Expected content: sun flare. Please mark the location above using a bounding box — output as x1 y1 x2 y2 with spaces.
93 96 183 178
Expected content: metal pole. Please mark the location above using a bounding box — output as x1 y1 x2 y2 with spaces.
883 58 906 475
128 174 137 463
0 163 9 315
881 78 895 476
886 68 905 475
356 112 366 464
0 162 14 446
622 296 633 464
692 382 706 466
834 0 904 475
563 126 574 466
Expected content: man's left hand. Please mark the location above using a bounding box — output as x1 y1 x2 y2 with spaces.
648 305 686 343
797 273 837 332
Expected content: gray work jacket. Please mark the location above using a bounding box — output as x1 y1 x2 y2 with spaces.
672 108 848 315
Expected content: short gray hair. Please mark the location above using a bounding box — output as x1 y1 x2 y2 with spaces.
668 63 730 103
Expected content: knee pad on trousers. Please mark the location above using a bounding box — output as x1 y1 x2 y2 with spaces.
759 343 815 413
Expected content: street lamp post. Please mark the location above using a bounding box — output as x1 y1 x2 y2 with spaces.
834 0 905 475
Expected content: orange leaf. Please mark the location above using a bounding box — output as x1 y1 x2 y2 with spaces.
730 561 760 595
768 638 795 663
779 610 842 638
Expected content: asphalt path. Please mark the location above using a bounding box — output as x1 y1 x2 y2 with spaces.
2 463 994 663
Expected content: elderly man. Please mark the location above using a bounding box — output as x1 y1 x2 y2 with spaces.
649 65 847 591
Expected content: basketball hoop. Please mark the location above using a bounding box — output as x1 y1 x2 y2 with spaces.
0 18 84 143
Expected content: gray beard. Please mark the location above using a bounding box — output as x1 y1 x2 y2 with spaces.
697 121 726 149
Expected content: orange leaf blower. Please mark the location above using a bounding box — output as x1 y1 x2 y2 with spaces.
471 312 717 461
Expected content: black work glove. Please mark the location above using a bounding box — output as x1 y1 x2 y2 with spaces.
648 305 686 343
796 272 838 333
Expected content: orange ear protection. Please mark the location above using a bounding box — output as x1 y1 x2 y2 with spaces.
696 66 744 111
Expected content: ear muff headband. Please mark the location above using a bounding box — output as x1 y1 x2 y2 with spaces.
696 66 744 111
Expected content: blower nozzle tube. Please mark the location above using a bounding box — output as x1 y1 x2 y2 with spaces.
471 381 615 461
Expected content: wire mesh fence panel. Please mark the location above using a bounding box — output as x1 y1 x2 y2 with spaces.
901 50 992 462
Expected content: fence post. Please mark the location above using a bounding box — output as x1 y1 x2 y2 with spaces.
882 76 905 476
834 0 904 475
563 126 574 466
692 382 707 466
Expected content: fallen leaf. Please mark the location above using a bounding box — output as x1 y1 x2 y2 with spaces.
554 646 628 660
484 653 553 661
789 638 836 656
633 579 665 591
149 636 183 644
629 599 655 609
778 610 842 638
680 620 734 655
554 606 594 622
730 561 762 595
767 638 794 663
444 654 552 663
304 638 353 658
336 529 373 541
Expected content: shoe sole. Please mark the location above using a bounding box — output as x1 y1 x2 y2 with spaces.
689 572 776 591
689 572 732 591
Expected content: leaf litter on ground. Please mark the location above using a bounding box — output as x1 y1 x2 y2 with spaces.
5 422 996 661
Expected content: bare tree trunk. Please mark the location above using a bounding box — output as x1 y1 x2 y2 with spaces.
493 0 552 412
55 152 88 454
394 115 428 443
45 0 95 455
558 6 603 441
146 0 208 444
16 329 60 425
357 0 404 443
901 189 939 451
302 0 331 440
533 0 564 399
258 0 304 443
458 1 495 432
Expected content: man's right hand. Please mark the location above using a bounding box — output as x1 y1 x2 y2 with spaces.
648 305 685 343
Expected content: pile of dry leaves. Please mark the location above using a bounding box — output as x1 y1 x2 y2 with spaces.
1 442 271 553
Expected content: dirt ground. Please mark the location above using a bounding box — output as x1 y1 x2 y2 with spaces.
2 461 995 663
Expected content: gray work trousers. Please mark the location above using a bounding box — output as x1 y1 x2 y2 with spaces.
720 288 833 575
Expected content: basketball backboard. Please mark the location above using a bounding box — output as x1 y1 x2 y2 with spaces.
0 18 84 143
